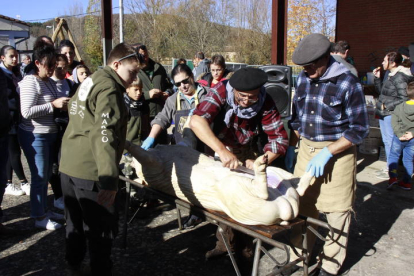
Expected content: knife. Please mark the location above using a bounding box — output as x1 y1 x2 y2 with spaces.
230 165 255 175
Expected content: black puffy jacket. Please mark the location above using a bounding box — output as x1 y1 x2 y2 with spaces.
0 70 10 137
375 69 414 117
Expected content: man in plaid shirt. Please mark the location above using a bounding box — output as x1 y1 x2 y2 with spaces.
285 34 369 276
190 67 288 170
189 67 288 267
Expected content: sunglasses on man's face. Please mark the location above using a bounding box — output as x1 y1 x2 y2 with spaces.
174 77 190 87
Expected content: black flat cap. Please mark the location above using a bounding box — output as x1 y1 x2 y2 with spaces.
230 67 268 91
292 33 331 66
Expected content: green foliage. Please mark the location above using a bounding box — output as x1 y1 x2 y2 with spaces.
83 0 103 71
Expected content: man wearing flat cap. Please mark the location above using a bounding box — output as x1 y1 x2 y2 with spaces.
285 33 369 276
189 67 288 263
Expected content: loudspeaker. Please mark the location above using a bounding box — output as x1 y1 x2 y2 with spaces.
259 65 292 118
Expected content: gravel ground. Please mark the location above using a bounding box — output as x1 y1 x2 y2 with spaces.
0 153 413 276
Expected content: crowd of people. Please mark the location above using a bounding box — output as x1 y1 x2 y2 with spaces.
0 33 413 276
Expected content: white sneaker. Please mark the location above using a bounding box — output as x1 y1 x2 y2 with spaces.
35 217 62 230
5 183 25 196
21 183 31 196
54 197 65 210
46 210 65 221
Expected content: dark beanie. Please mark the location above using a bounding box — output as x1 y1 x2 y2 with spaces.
229 67 268 91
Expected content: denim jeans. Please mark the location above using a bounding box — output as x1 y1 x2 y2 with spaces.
388 135 414 183
0 134 9 221
379 115 393 165
18 128 57 218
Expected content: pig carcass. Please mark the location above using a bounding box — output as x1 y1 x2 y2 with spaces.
128 144 312 225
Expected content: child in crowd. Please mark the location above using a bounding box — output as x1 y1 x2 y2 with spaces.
72 64 90 84
124 77 149 147
51 54 77 97
388 81 414 191
49 54 76 210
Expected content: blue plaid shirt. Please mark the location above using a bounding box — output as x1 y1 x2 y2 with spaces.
290 70 369 144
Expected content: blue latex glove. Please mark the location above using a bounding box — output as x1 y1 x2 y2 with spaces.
284 146 297 173
141 137 155 150
306 147 333 178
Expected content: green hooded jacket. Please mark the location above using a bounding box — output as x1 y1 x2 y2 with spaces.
59 66 128 191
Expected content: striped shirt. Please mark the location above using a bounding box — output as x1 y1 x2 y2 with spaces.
19 75 59 133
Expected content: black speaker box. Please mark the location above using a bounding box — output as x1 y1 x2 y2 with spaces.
259 65 292 118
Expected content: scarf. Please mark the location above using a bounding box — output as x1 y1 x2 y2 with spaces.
223 81 266 127
72 67 79 83
124 93 144 116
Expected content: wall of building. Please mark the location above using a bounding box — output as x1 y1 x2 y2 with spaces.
336 0 414 75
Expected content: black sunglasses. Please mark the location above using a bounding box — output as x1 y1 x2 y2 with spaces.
174 77 190 87
117 51 145 64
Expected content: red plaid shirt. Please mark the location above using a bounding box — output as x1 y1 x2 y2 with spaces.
193 82 288 155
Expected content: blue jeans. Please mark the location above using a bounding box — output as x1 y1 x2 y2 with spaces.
0 134 9 221
18 128 57 218
388 135 414 183
379 115 393 165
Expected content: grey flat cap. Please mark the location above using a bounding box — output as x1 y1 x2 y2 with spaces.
292 33 331 66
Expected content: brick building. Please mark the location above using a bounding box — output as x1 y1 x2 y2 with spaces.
336 0 414 75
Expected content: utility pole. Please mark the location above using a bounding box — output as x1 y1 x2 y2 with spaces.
271 0 288 65
119 0 124 43
101 0 113 66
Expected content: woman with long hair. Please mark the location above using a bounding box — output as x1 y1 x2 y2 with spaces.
18 45 70 230
374 52 414 181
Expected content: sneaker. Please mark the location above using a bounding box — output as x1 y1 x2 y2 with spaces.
397 181 412 191
35 217 62 230
387 177 398 190
54 197 65 210
21 183 31 196
5 183 25 196
47 210 65 221
376 172 389 180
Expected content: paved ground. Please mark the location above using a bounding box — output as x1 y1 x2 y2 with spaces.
0 150 413 276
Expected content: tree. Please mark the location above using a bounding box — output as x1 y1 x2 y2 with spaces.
84 0 103 70
63 1 86 63
287 0 336 64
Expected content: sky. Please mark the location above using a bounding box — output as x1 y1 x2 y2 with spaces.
1 0 119 22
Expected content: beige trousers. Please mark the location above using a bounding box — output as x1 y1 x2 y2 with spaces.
289 138 356 275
